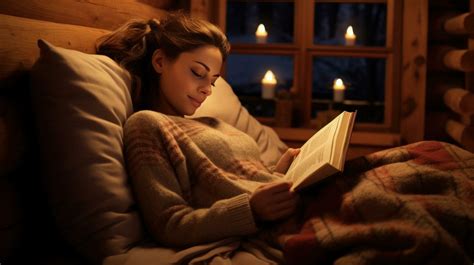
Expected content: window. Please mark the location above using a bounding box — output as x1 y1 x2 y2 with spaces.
223 0 401 133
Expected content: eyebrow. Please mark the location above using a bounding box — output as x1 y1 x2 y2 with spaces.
193 60 220 77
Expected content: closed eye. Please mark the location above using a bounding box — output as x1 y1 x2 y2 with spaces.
191 69 204 78
192 69 216 87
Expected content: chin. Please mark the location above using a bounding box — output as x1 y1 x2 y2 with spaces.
182 108 197 116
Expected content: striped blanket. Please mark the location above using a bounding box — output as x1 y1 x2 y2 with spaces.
273 141 474 265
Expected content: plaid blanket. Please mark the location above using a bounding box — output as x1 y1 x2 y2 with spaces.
274 141 474 265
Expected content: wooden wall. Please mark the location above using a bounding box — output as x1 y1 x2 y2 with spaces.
0 0 187 80
426 0 474 152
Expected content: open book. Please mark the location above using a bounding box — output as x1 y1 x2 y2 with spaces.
285 111 357 191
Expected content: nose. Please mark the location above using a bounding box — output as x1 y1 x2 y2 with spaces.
198 83 212 96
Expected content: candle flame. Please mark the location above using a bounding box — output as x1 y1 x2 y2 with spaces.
333 78 345 90
256 24 268 37
345 26 355 38
262 70 277 85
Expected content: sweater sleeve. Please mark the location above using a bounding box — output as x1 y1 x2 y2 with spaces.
135 166 258 247
124 111 258 247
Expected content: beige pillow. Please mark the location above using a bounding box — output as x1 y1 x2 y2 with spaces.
191 77 288 167
30 40 144 264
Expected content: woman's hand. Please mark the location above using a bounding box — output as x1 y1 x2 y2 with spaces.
250 181 299 222
274 148 300 174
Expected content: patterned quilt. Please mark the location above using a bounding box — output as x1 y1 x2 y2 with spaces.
274 141 474 265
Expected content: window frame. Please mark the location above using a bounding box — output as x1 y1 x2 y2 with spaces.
190 0 427 147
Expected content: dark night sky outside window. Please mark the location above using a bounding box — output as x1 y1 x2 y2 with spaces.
226 54 294 97
225 1 390 125
314 3 386 46
226 2 294 44
312 57 385 101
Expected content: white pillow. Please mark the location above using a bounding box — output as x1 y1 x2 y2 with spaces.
191 77 288 167
30 39 144 264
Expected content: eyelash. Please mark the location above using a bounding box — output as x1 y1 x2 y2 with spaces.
191 69 216 87
191 69 203 78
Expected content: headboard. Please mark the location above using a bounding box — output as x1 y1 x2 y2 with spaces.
0 0 184 262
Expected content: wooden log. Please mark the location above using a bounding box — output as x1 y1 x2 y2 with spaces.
428 46 453 72
429 12 469 41
0 0 169 31
461 114 474 126
446 119 474 152
426 75 464 109
401 0 428 144
0 14 109 80
443 88 474 115
443 49 474 71
443 12 474 35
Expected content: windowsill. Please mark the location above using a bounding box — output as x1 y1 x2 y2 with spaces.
272 127 401 147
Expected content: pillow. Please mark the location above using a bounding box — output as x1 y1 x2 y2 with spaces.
30 39 144 264
191 77 288 167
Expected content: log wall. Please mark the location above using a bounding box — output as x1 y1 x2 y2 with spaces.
426 1 474 152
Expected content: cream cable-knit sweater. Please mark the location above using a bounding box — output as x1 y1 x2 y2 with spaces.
124 110 282 247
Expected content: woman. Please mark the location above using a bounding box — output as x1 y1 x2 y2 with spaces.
97 12 299 262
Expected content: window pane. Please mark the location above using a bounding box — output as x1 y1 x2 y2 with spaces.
226 1 294 44
225 54 294 117
312 56 385 123
314 3 386 46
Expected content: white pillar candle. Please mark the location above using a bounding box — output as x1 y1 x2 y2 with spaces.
261 70 277 99
345 26 356 46
333 78 345 102
255 24 268 44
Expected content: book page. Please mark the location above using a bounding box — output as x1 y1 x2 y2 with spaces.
333 111 356 170
285 114 342 183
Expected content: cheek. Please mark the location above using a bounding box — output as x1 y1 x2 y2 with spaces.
176 75 198 93
164 68 194 89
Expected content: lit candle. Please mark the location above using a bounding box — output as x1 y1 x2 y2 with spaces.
255 24 268 44
261 70 277 99
345 26 356 46
333 78 345 102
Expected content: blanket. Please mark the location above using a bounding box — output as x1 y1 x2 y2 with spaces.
274 141 474 265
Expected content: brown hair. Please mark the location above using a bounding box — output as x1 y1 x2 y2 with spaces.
96 12 230 111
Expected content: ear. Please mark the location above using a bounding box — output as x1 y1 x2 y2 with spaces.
151 49 165 74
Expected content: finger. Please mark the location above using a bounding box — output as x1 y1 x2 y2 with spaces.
288 148 300 160
272 207 297 220
291 148 301 157
273 198 299 211
267 181 292 193
271 191 298 203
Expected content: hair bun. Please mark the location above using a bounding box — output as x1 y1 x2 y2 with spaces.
148 18 161 32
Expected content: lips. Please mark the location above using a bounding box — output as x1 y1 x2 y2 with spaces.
188 96 204 108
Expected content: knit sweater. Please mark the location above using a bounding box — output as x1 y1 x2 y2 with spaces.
124 110 282 247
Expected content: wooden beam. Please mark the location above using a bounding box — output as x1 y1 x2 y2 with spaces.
461 114 474 126
443 88 474 115
0 0 169 31
272 127 400 147
426 75 464 109
429 46 474 72
445 119 474 152
443 49 474 71
469 0 474 92
0 14 109 80
189 0 210 20
400 0 428 144
444 12 474 35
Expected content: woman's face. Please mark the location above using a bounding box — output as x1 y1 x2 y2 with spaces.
152 45 223 116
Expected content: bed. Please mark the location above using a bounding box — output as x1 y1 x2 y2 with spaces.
1 1 473 265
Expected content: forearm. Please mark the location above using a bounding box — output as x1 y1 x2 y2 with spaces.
151 193 258 247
